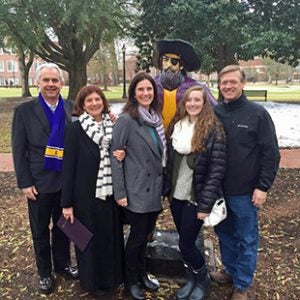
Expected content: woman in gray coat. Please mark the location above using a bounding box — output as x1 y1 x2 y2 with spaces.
111 72 166 300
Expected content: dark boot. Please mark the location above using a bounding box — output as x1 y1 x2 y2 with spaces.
188 265 211 300
137 243 159 292
139 272 160 292
176 263 195 300
126 283 144 300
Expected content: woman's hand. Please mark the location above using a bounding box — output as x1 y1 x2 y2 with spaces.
113 149 126 161
63 207 74 224
117 197 128 207
197 212 209 220
108 111 117 123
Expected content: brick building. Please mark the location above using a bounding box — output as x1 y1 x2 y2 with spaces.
2 47 297 88
0 48 48 87
0 48 69 87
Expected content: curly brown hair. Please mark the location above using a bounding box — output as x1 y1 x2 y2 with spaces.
72 85 110 116
166 85 224 152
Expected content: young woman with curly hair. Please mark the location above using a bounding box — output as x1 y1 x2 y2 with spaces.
164 85 227 300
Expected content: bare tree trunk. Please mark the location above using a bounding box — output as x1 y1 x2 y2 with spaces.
110 43 119 86
102 53 108 91
216 43 236 72
18 50 34 97
68 60 87 100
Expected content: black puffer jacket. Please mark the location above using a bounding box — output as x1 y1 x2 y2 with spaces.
164 129 227 213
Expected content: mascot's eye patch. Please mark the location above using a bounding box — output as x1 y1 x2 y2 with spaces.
162 56 180 66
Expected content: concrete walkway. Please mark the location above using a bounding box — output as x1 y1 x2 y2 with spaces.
278 149 300 169
0 150 299 172
0 153 14 172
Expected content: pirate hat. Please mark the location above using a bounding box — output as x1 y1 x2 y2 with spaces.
154 39 201 72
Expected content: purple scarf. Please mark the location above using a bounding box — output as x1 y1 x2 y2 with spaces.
39 93 65 172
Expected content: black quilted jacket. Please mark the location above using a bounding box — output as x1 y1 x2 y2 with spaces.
163 129 227 213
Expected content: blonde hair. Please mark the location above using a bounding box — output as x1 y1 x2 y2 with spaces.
218 64 246 83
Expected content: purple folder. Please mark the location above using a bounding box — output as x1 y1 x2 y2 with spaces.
57 214 93 252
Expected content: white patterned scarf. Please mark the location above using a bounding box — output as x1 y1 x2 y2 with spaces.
171 117 194 154
138 105 167 166
79 111 113 200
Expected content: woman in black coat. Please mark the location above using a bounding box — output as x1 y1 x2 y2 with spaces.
164 85 226 300
61 85 125 297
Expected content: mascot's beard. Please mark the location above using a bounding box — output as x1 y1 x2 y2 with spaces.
160 69 184 91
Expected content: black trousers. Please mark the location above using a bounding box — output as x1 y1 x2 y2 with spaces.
124 210 159 285
27 191 70 278
170 199 205 269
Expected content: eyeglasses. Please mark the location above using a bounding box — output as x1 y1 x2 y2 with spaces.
162 56 180 66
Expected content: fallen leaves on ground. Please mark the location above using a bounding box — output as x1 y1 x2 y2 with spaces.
0 169 299 299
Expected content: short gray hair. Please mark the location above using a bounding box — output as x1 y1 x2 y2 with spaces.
35 63 64 82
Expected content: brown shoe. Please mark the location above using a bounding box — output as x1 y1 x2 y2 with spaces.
210 270 233 284
231 288 248 300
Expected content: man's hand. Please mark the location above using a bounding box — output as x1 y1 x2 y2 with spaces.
252 188 267 207
63 207 74 224
22 186 38 200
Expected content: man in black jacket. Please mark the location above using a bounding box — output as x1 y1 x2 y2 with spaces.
12 63 78 294
211 65 280 300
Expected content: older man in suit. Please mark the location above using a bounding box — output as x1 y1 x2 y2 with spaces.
12 63 78 294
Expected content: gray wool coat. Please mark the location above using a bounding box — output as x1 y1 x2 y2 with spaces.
110 113 163 214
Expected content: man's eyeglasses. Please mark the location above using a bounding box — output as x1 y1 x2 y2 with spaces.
162 56 180 66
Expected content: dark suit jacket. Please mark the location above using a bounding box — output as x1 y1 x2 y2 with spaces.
12 97 73 193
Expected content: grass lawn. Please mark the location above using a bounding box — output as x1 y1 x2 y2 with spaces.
210 82 300 102
1 82 300 102
0 86 125 101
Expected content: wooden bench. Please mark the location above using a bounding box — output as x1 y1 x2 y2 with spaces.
244 90 268 102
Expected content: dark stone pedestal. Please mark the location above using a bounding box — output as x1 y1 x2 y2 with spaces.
145 229 204 278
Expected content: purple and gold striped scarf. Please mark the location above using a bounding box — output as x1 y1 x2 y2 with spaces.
39 93 65 172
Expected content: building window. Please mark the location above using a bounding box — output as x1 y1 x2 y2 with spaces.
0 78 6 86
7 61 18 72
0 61 4 72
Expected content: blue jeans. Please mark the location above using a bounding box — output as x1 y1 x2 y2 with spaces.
215 194 258 290
170 199 205 270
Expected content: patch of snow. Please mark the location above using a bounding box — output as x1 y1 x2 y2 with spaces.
110 103 124 116
259 102 300 148
110 102 300 148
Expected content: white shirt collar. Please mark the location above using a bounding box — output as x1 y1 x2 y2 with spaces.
44 99 59 112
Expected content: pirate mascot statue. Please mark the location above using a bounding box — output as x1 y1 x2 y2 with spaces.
154 39 216 127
